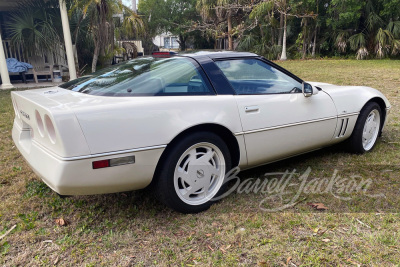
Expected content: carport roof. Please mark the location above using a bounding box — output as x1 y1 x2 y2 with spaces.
0 0 26 11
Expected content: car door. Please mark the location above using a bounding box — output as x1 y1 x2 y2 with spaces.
214 58 338 167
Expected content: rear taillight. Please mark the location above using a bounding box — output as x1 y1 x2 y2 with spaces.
92 156 135 169
44 114 56 144
34 110 57 143
12 98 20 119
35 110 45 137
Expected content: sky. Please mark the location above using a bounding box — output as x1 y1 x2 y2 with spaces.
122 0 137 10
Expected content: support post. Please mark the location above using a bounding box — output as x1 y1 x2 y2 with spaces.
59 0 77 80
0 32 13 89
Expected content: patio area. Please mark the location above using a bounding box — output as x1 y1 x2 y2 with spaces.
0 0 77 90
10 81 62 89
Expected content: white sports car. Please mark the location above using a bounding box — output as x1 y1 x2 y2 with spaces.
11 52 391 213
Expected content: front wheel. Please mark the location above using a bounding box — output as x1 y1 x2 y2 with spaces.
155 132 232 213
347 102 382 153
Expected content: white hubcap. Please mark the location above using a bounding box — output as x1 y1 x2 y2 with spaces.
174 142 226 206
362 109 380 151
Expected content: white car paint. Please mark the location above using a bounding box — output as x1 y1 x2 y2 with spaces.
11 71 391 196
309 82 390 116
235 90 338 166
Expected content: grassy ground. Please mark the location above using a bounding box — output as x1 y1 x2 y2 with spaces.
1 59 399 266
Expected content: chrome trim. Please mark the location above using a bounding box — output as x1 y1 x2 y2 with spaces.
32 140 167 161
337 112 359 118
235 116 337 136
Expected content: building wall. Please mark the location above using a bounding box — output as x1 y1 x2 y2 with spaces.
153 33 180 50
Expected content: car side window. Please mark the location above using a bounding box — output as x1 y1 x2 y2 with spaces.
62 57 214 96
215 59 302 95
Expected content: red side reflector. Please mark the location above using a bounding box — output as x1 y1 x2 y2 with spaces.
92 160 110 169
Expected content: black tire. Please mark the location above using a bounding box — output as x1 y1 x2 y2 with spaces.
347 102 382 154
154 132 232 214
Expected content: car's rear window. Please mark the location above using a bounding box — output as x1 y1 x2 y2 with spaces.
59 57 214 96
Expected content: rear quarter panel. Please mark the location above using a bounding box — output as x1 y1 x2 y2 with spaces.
73 95 243 154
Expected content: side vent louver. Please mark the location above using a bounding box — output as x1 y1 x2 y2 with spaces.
337 118 349 138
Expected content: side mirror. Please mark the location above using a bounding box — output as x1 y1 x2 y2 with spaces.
302 82 318 97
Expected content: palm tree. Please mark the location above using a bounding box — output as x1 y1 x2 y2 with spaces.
197 0 251 50
250 0 288 60
6 0 63 57
335 0 400 59
71 0 143 72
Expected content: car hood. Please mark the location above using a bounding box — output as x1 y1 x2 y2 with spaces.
308 81 391 115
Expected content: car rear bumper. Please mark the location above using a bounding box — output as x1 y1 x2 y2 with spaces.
12 122 164 195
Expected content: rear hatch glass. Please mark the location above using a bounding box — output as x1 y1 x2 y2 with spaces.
59 57 213 96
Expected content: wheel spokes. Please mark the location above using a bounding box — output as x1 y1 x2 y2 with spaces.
361 109 381 151
173 142 226 205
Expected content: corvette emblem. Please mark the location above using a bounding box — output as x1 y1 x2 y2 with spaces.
20 110 30 120
44 90 58 94
196 169 205 178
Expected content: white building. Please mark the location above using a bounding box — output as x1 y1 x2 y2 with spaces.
153 33 180 50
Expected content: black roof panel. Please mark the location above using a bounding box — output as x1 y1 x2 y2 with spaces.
180 51 258 59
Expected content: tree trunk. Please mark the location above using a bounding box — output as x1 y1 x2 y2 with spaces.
302 19 308 59
312 0 319 58
280 13 287 60
271 17 275 45
227 13 233 50
259 24 264 39
312 26 317 57
269 11 275 45
72 45 79 75
73 14 84 73
178 34 187 51
278 13 284 46
131 0 137 13
92 37 100 72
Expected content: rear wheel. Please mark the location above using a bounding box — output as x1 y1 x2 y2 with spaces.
347 102 382 153
155 132 231 213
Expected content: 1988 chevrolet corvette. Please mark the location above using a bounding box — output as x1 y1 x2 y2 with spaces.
12 51 391 213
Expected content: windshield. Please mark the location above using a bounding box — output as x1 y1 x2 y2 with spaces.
59 57 213 96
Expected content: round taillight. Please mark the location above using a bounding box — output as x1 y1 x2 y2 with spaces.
35 110 45 137
12 99 20 119
44 115 56 144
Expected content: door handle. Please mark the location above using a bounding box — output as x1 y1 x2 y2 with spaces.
245 106 259 113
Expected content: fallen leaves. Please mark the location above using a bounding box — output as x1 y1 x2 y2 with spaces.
55 218 69 226
283 256 299 267
346 258 361 266
219 244 231 254
307 202 328 211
